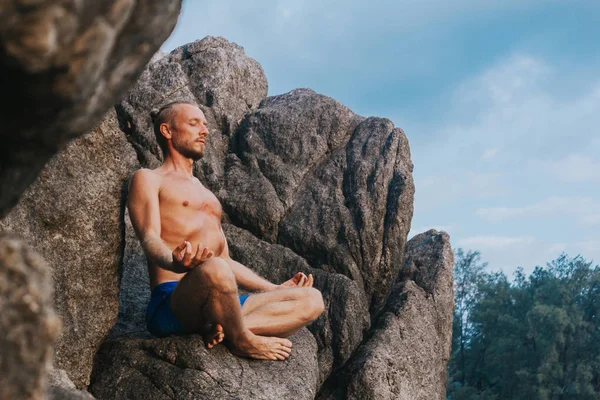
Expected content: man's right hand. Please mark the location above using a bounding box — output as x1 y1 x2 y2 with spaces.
172 241 214 270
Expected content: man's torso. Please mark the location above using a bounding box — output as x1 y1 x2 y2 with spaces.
150 170 226 287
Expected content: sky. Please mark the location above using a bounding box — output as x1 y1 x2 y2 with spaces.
162 0 600 277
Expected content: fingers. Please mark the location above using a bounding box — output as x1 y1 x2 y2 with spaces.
307 273 314 287
292 272 303 284
187 243 215 268
182 241 193 265
172 241 188 261
201 246 214 261
294 272 314 287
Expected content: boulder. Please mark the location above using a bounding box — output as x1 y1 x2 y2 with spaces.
0 236 61 400
0 111 140 387
0 0 182 217
89 329 318 400
317 230 454 400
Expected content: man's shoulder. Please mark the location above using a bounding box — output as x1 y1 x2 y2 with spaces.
132 167 160 180
129 168 162 192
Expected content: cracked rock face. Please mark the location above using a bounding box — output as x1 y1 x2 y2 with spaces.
89 329 318 400
317 230 454 400
0 111 140 388
0 0 182 218
0 236 61 400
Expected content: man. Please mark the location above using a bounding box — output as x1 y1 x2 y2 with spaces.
127 101 324 361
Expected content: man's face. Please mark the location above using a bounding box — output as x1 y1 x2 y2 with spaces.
170 104 209 160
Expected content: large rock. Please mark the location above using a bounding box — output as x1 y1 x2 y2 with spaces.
318 230 454 400
0 111 140 387
0 236 61 400
0 0 182 217
89 329 319 400
118 49 415 315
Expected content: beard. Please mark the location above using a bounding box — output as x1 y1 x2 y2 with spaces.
173 138 205 161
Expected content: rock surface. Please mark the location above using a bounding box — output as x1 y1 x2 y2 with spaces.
0 236 61 400
0 0 182 217
48 369 96 400
90 329 318 400
0 111 140 387
317 230 454 400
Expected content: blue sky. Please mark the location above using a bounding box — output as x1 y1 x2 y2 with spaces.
162 0 600 276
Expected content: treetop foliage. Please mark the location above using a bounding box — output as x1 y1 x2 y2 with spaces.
448 250 600 400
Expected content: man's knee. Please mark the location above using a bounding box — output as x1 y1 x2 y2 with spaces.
301 287 325 322
190 258 236 290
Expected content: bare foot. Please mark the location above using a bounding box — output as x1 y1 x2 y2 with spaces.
202 323 224 349
228 333 293 361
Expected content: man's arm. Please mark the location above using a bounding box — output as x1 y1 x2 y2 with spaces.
219 238 278 292
127 169 191 274
219 231 313 292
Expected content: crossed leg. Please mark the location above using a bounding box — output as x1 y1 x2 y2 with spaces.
169 257 324 360
241 287 324 337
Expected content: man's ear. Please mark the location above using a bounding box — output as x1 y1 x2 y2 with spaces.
159 123 172 140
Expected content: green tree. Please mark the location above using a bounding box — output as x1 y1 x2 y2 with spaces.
448 252 600 400
448 249 489 387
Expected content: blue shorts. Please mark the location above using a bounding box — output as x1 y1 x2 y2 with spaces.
146 281 249 337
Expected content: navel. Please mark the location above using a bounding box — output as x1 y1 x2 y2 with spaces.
183 200 189 207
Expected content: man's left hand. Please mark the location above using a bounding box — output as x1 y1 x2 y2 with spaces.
280 272 313 288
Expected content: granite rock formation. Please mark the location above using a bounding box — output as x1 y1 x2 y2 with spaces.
0 0 182 218
90 329 318 400
317 230 454 400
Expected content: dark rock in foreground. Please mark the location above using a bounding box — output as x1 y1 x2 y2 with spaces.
0 0 182 218
90 329 318 400
0 236 61 399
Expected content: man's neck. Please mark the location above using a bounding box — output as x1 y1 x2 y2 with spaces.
161 153 195 177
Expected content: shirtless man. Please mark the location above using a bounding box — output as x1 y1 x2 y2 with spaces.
127 101 324 361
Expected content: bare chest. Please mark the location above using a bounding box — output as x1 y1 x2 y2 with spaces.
158 178 222 219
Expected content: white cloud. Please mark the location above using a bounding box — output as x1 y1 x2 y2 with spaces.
457 235 535 250
543 153 600 183
425 54 600 166
455 236 600 276
475 196 600 223
482 148 499 160
579 214 600 226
